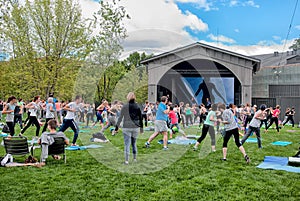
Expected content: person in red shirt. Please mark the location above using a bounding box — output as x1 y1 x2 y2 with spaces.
168 105 179 139
266 105 281 133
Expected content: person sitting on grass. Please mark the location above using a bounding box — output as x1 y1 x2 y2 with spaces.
38 119 69 166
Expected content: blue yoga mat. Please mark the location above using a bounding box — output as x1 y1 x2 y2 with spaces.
271 141 292 146
257 156 300 173
158 138 196 145
245 138 259 143
79 130 90 133
0 133 8 137
27 139 39 144
169 139 197 145
65 144 103 150
65 146 87 151
82 144 103 149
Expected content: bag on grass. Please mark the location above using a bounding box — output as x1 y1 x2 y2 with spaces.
2 125 10 133
0 154 13 167
25 155 37 164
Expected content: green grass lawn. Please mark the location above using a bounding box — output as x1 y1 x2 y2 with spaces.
0 122 299 201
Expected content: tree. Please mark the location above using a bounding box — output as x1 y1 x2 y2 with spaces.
0 0 93 100
289 36 300 51
89 0 130 102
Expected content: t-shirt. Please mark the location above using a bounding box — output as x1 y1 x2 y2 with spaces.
185 107 192 115
5 103 15 122
45 103 55 119
156 102 168 121
40 131 68 143
29 102 39 117
65 102 79 119
55 102 61 111
272 109 280 118
222 109 238 131
249 111 262 128
168 110 178 124
204 110 216 127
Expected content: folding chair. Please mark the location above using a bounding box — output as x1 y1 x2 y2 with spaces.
41 137 67 163
3 136 32 160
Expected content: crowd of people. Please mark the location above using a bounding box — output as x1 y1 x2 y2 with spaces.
0 93 297 165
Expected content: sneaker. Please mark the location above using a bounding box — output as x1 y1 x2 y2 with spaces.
220 158 227 161
133 159 137 162
124 161 129 165
145 142 150 148
244 155 250 163
163 147 168 151
193 146 197 151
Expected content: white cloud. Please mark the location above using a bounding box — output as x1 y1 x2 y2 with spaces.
272 36 281 41
245 1 260 8
234 29 240 33
173 0 213 11
229 0 259 8
79 0 290 58
199 39 295 56
207 34 236 44
295 25 300 30
117 0 209 55
229 0 238 7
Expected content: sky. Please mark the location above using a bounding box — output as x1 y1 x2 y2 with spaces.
34 0 300 57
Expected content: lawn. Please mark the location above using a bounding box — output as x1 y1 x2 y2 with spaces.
0 122 299 201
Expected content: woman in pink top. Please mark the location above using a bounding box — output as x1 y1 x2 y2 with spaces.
266 105 281 132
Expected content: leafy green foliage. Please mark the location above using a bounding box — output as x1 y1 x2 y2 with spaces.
289 36 300 51
0 0 93 100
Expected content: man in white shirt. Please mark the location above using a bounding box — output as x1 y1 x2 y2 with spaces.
59 96 82 146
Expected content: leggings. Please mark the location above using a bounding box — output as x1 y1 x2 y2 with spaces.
185 114 192 126
21 116 40 136
142 114 148 127
283 116 294 127
6 121 15 136
241 126 262 148
14 115 23 129
223 128 241 148
197 124 215 146
260 119 268 129
42 118 54 133
86 113 94 126
266 117 279 132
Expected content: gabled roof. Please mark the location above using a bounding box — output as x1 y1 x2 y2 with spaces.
253 51 300 68
141 42 261 64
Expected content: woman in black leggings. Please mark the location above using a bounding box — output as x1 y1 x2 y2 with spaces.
20 96 41 137
2 96 17 136
218 103 250 163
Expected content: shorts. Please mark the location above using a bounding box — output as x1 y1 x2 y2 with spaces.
154 120 168 133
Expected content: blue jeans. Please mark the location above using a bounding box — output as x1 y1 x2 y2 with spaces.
122 128 139 162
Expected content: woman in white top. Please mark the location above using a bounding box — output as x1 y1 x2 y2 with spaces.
2 96 17 136
42 97 55 133
20 96 41 137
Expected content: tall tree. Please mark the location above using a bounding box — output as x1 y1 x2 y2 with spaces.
0 0 93 100
90 0 130 102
